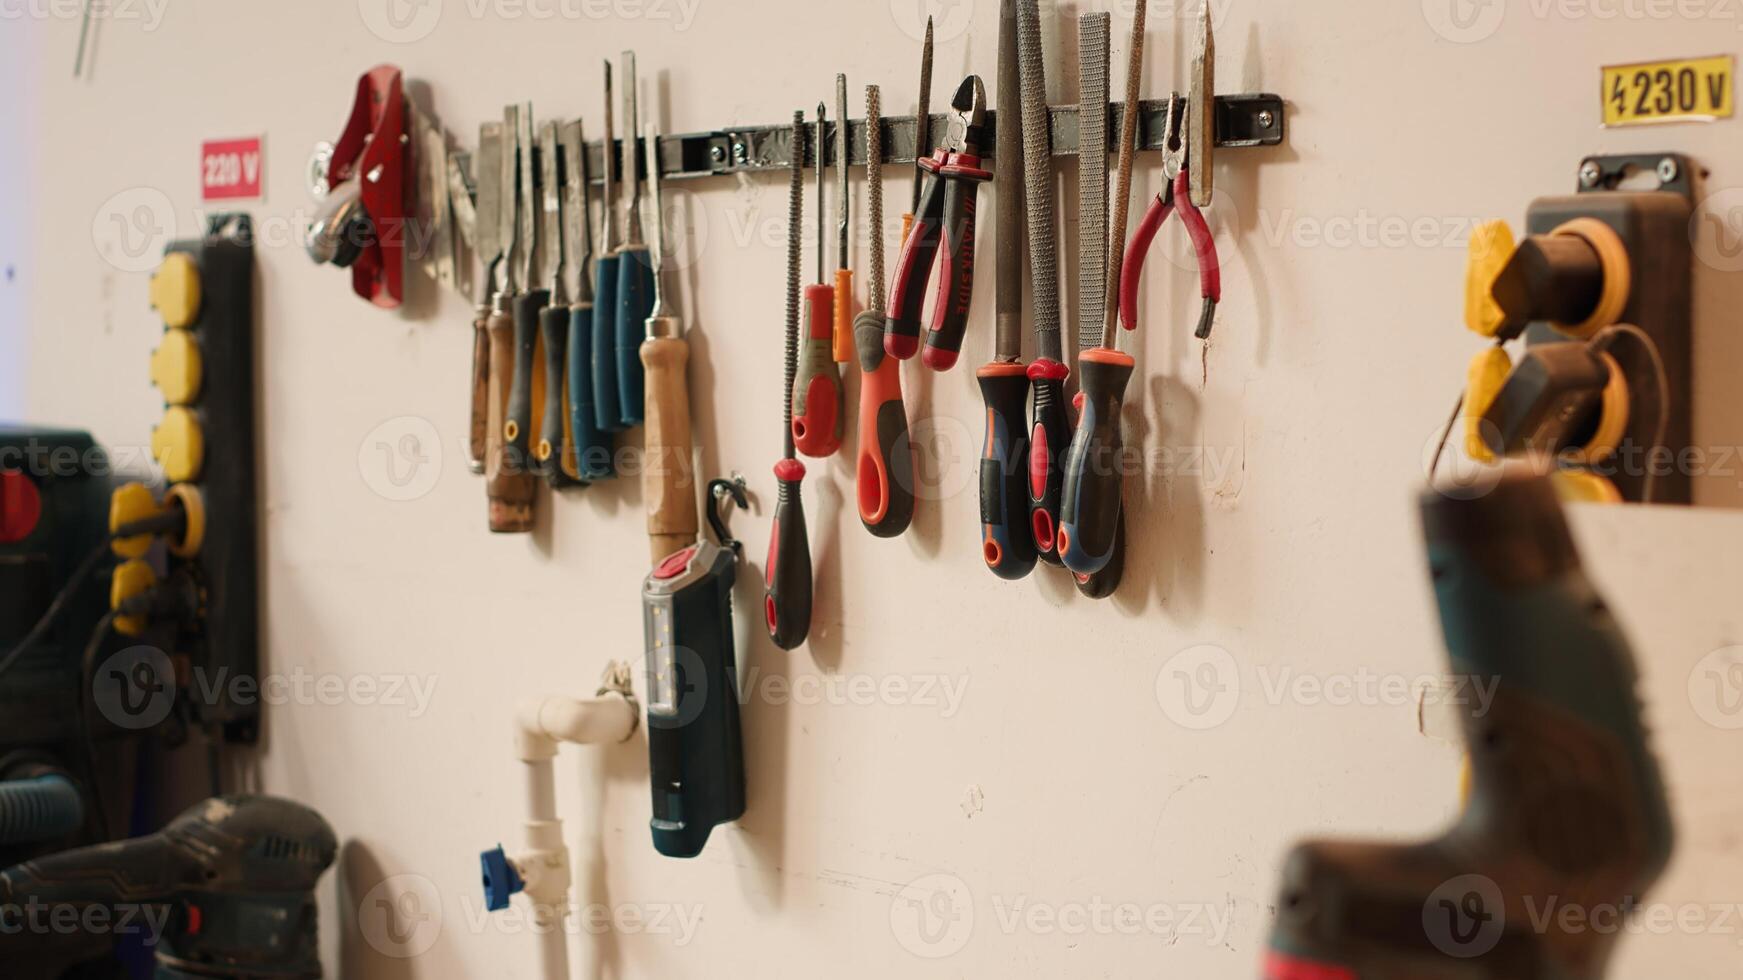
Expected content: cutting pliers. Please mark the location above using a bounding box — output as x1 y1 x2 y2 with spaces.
884 75 992 372
1118 93 1222 340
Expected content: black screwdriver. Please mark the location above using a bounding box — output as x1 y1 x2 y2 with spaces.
765 111 813 651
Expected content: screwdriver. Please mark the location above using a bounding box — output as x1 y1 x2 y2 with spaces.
467 121 504 475
565 118 614 482
485 103 537 533
831 73 855 365
1061 11 1128 599
766 110 814 652
790 103 844 459
534 118 579 489
591 62 626 434
613 51 652 429
854 84 916 539
902 17 934 245
976 0 1036 580
638 123 699 564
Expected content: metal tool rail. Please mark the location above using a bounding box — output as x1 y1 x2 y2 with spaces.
453 94 1285 189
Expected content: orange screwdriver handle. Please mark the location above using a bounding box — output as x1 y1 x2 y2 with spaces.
791 284 844 458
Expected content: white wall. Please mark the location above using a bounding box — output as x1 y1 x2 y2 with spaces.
8 1 1743 976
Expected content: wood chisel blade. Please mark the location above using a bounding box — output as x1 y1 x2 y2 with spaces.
994 0 1025 363
499 106 520 294
1077 13 1110 355
622 51 643 244
1190 4 1215 208
413 106 454 293
560 120 591 303
538 120 563 294
1016 0 1060 362
445 149 477 302
516 103 537 289
1104 0 1146 347
476 123 504 298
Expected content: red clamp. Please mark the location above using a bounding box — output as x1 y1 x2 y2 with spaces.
325 65 410 309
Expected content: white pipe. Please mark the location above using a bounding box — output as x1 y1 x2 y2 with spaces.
507 664 639 980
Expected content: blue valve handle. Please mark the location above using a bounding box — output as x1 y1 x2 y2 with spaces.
479 845 524 912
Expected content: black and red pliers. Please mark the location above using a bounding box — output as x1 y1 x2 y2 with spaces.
1119 94 1221 339
884 75 991 371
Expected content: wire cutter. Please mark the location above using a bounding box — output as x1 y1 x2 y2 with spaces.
884 75 992 372
1118 92 1222 340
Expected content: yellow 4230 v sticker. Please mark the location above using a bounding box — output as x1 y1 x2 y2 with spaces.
1603 55 1734 127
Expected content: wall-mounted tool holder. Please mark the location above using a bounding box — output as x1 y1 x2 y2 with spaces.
542 94 1284 185
1462 154 1694 504
140 215 262 742
308 64 410 309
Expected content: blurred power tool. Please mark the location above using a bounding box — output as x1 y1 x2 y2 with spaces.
1264 466 1673 979
642 479 748 858
1 794 338 979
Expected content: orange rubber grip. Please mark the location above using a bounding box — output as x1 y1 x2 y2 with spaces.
832 269 854 363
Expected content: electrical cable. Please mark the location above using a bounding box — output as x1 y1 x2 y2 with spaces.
0 509 186 683
76 608 121 839
1428 389 1466 484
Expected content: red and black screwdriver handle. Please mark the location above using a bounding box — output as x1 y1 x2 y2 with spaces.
1026 358 1071 566
883 151 991 371
856 312 915 538
1058 349 1133 576
976 362 1036 579
764 458 813 651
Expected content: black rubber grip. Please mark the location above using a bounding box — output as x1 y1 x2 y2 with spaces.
538 305 578 488
506 289 549 472
976 366 1035 580
615 246 654 427
764 470 812 651
1059 352 1134 575
1074 511 1125 600
1028 373 1071 566
862 398 915 539
592 255 624 432
567 303 615 481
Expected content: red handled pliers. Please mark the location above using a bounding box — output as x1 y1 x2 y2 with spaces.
1119 93 1221 340
884 75 991 371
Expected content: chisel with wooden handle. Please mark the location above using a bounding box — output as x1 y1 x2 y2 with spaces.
486 103 537 532
639 122 698 564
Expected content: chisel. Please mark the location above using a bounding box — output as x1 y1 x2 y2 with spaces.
831 74 855 365
1016 0 1069 565
977 0 1036 580
613 51 652 429
534 119 578 489
901 17 934 245
467 122 504 475
854 84 915 538
639 123 699 564
486 103 537 533
591 63 626 433
765 111 814 652
565 119 614 482
1060 12 1128 595
791 104 844 459
504 103 549 508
